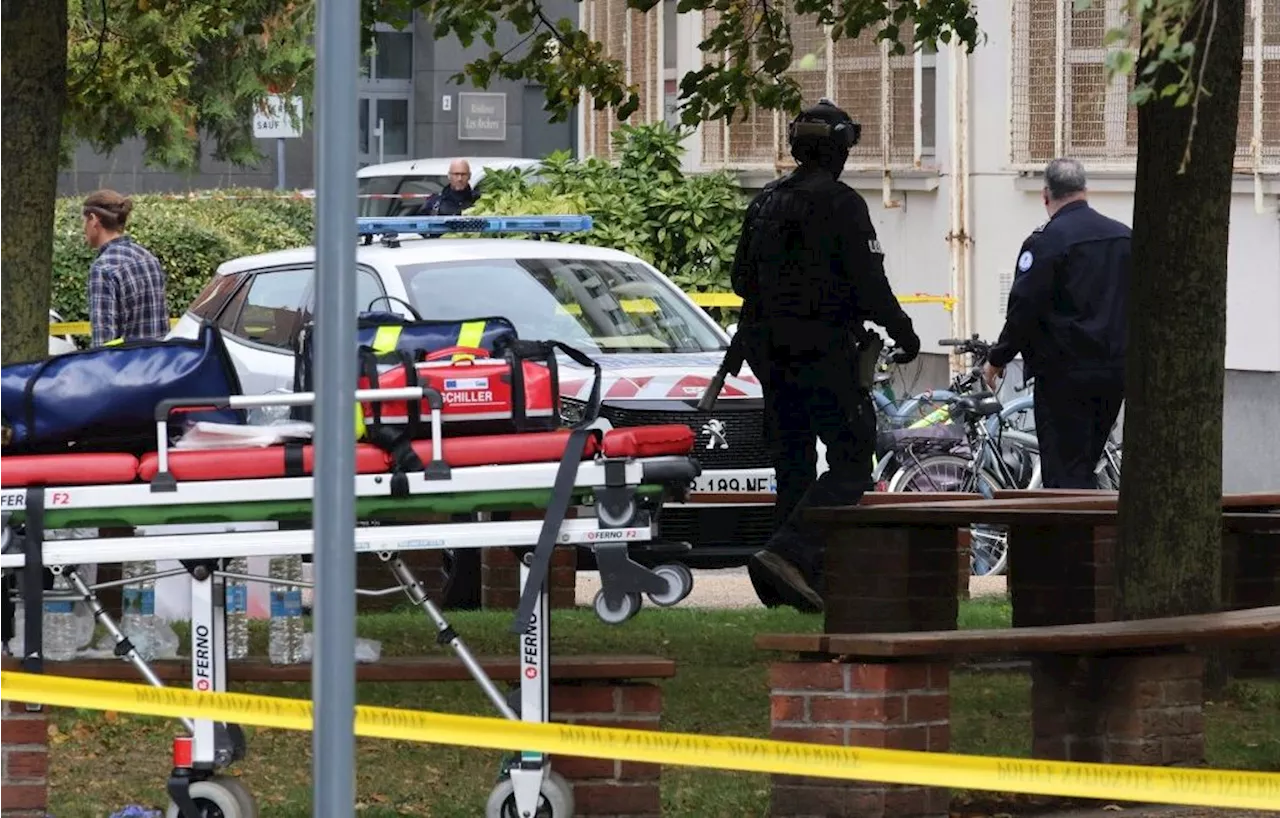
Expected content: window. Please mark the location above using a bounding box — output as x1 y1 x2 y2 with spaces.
223 268 312 348
698 9 935 171
582 0 664 159
188 273 247 321
397 258 727 354
1010 0 1280 171
361 31 413 82
297 268 388 323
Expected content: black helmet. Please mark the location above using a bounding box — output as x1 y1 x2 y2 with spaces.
787 98 862 152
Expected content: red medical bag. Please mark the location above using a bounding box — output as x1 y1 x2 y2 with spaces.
358 344 560 437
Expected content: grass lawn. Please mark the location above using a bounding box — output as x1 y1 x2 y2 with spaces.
44 595 1280 817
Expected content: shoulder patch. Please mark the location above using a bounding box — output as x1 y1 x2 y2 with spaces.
868 239 884 255
1017 250 1034 272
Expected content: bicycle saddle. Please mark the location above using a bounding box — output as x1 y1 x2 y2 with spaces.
952 392 1003 418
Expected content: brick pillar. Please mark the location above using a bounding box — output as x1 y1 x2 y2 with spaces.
819 523 960 635
1031 651 1206 765
768 660 950 818
481 546 576 609
550 681 662 818
1222 528 1280 677
2 700 48 817
1007 523 1116 628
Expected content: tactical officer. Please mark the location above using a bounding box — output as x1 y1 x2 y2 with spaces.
984 158 1131 489
731 98 921 612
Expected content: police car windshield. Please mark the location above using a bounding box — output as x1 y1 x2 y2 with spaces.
397 258 728 354
358 175 447 217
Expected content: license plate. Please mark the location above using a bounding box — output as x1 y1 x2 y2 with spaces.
692 473 775 494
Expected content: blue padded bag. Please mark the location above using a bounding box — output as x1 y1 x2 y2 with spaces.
1 322 244 454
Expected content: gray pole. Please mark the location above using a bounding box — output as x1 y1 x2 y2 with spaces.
277 137 286 191
312 0 359 814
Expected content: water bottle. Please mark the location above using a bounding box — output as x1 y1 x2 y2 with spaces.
225 557 250 660
43 574 79 661
121 561 158 659
268 555 304 664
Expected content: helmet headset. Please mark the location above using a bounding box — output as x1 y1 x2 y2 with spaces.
787 97 862 150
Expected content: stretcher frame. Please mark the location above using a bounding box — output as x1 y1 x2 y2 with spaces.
2 384 701 818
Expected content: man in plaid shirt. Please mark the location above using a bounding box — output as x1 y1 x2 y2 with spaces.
82 189 169 346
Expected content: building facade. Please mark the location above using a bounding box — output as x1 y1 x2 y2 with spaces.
55 0 581 195
575 0 1280 491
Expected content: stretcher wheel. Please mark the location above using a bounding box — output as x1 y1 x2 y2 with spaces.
484 769 574 818
646 563 693 607
165 776 257 818
592 589 642 625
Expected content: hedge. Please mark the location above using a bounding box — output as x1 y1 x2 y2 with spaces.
50 124 750 322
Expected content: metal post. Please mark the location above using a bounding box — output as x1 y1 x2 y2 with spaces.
312 0 359 814
277 137 287 191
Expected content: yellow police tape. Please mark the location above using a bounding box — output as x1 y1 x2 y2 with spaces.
48 294 955 336
3 671 1277 810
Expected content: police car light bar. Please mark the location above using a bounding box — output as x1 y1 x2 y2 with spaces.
356 215 593 236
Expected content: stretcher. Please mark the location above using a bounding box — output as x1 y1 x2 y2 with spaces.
1 384 702 818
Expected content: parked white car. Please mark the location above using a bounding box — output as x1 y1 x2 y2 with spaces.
356 157 542 218
49 310 77 355
167 224 781 606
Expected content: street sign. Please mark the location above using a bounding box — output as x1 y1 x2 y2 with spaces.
253 95 305 139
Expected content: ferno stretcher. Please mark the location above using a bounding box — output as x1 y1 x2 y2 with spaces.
0 385 702 818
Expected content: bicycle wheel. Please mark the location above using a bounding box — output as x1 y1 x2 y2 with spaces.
890 453 1009 576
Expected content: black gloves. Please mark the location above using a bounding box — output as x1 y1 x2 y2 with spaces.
890 329 921 364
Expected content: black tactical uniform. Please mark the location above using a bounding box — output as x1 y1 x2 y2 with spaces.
731 99 921 611
988 199 1131 489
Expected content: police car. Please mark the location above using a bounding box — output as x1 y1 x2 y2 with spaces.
168 215 779 605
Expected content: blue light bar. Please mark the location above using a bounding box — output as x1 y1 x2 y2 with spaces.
356 215 593 236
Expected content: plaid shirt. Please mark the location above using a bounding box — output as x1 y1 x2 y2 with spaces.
88 236 169 346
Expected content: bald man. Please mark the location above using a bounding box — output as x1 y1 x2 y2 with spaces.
429 159 478 216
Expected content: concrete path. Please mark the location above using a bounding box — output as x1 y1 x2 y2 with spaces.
575 567 1007 608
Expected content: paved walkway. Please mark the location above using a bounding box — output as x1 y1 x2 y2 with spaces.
575 567 1008 608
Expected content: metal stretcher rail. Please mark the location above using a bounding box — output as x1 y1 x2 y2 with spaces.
3 387 702 818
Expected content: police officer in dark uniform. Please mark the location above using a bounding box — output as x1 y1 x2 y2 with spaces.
984 158 1131 489
731 98 921 611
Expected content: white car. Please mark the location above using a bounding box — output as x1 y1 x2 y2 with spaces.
357 157 542 218
49 310 78 355
168 221 781 605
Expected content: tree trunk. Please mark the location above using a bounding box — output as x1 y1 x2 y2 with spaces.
1 0 68 365
1117 0 1246 620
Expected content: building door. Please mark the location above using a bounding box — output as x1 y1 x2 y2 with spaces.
357 23 415 168
522 86 575 160
358 94 413 167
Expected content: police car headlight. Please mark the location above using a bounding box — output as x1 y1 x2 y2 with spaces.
560 398 587 425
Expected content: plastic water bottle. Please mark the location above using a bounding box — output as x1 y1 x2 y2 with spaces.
268 555 304 664
43 574 79 661
122 561 179 659
225 557 250 660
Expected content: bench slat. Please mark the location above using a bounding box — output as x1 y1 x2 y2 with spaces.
0 654 677 683
755 606 1280 659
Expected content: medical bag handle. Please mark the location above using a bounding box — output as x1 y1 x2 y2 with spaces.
363 295 424 321
423 345 490 361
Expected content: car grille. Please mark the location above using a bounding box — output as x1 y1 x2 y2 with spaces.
658 505 776 552
590 404 771 469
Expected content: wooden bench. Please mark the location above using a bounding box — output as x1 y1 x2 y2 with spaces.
807 492 1279 639
753 606 1280 818
0 653 675 818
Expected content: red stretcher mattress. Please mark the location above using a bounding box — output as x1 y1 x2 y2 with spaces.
2 425 695 488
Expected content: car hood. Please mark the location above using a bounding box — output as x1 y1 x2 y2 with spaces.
557 351 762 402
